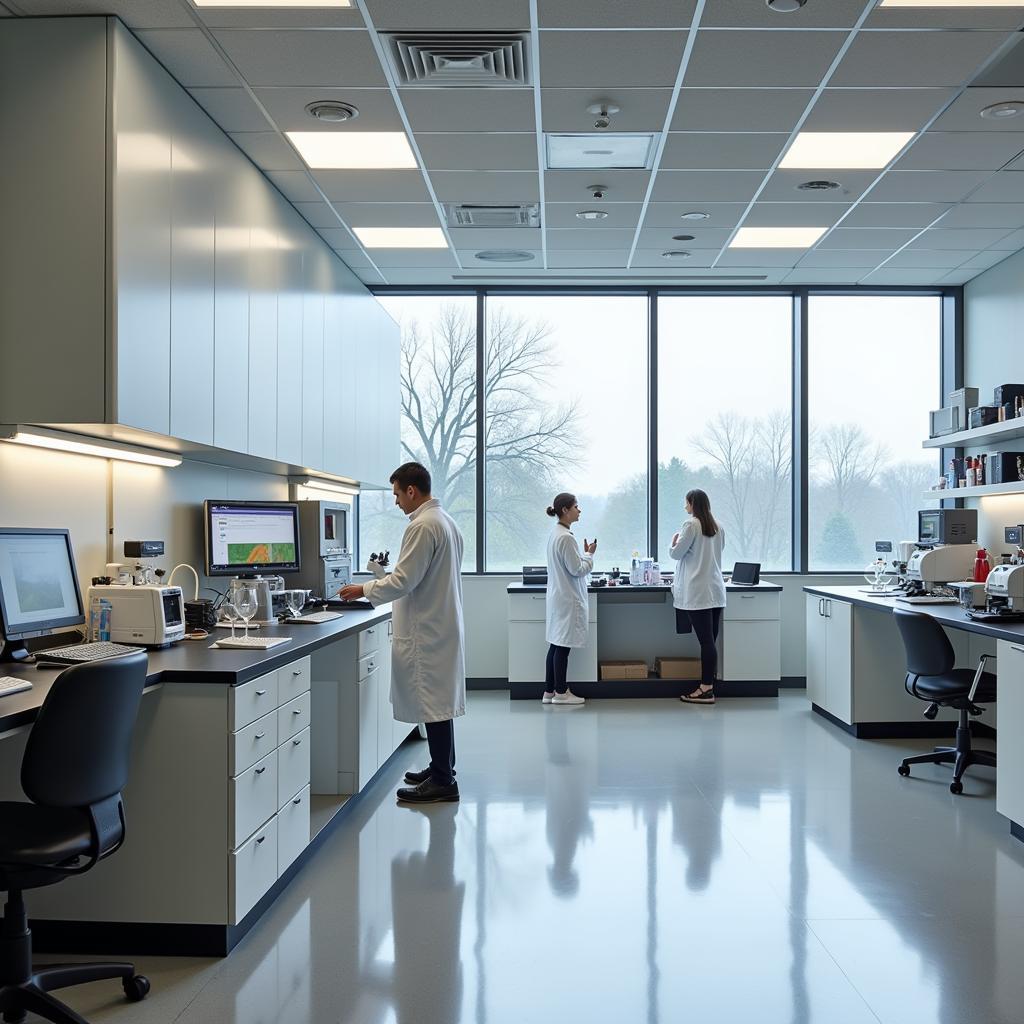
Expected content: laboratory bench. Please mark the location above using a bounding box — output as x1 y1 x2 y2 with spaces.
0 605 415 958
507 580 783 700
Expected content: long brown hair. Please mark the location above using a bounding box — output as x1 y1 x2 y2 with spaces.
686 489 718 538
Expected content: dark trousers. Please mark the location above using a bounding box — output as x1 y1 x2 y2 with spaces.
425 719 456 787
688 607 722 687
545 644 571 694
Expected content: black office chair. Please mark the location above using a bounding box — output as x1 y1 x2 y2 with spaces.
0 652 151 1024
893 608 996 795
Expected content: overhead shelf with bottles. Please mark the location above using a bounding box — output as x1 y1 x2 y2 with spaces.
922 419 1024 450
923 481 1024 501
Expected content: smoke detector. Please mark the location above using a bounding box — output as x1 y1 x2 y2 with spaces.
672 234 695 242
576 210 609 221
796 179 842 191
980 101 1024 121
305 101 359 123
680 211 710 221
474 249 535 262
661 250 692 260
766 0 807 11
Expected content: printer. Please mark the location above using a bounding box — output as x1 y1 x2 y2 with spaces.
87 584 185 647
905 546 977 592
983 563 1024 617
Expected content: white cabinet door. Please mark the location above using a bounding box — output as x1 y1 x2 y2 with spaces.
377 624 396 763
378 311 401 482
248 217 279 460
276 232 304 465
721 620 780 681
805 595 828 709
301 252 327 470
997 640 1024 827
357 668 379 790
508 620 597 684
825 598 853 724
354 306 381 485
322 287 344 475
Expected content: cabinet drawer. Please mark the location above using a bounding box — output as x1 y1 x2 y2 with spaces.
278 727 311 807
358 624 381 657
231 750 279 849
230 672 280 732
279 656 311 704
278 785 310 875
278 692 311 743
509 593 550 622
723 592 779 621
231 816 278 924
230 710 278 777
358 650 381 682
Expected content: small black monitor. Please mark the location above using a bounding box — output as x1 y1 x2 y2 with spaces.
0 528 85 661
731 561 761 586
204 501 301 577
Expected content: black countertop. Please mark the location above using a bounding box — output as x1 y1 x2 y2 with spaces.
803 584 1024 645
508 580 783 594
0 605 391 734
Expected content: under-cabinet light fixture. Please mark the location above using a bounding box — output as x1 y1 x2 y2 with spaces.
290 476 360 496
0 426 182 467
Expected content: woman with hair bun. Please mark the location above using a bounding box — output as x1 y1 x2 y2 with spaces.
543 492 597 707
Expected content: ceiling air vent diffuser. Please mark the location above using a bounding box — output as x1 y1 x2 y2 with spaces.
444 203 540 229
384 32 530 87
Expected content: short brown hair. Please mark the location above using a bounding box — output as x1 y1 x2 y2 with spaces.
390 462 432 494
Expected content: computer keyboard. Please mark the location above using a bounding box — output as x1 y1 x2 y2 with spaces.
35 641 144 665
211 635 291 650
285 611 344 624
896 595 958 605
325 599 374 610
0 677 32 698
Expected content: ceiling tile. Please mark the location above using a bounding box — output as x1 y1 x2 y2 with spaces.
212 29 386 88
883 250 973 270
758 169 878 203
542 89 672 133
685 31 844 88
964 171 1024 204
431 171 541 203
195 8 363 29
637 227 732 249
745 202 851 228
189 88 269 132
831 32 1012 89
804 88 954 132
447 228 542 249
253 88 401 132
366 0 530 31
291 201 344 230
867 170 989 204
817 228 919 250
861 269 948 285
401 89 537 133
908 227 1016 251
865 6 1024 30
16 0 193 27
265 170 322 203
329 202 440 227
538 0 697 28
716 249 803 268
364 250 459 268
546 228 637 250
960 251 1014 270
897 133 1024 172
416 133 537 171
544 203 644 228
783 270 865 285
704 0 868 29
651 169 764 203
135 29 238 88
315 227 364 250
660 133 787 171
932 89 1024 133
229 131 304 171
840 202 951 229
937 203 1024 230
538 31 687 88
548 251 631 268
796 249 891 269
989 228 1024 251
939 269 980 285
631 249 716 268
314 169 433 203
544 169 651 202
641 201 748 228
671 88 813 133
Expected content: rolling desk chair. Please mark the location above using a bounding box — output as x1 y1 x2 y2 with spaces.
894 608 996 795
0 652 151 1024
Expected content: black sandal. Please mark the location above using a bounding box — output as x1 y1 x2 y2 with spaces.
681 685 715 705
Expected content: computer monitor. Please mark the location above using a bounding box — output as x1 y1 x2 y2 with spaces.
0 528 85 661
204 500 301 577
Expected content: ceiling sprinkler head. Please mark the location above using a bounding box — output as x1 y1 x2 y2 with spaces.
587 184 609 200
766 0 807 11
661 250 692 260
305 100 359 123
586 101 620 130
797 179 842 192
672 234 695 242
980 100 1024 121
576 210 610 221
680 211 710 221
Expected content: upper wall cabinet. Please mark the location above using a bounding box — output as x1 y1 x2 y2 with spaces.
0 17 399 487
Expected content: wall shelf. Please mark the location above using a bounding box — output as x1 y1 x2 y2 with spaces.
923 481 1024 500
922 419 1024 450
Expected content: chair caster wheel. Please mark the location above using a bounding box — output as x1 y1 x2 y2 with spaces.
897 764 910 777
123 974 150 1002
950 781 963 795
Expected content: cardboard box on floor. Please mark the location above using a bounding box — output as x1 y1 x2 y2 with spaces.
599 660 648 681
656 657 701 680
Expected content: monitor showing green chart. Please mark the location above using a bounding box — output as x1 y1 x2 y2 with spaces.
204 501 301 577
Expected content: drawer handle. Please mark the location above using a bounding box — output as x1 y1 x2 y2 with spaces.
292 669 302 676
367 629 376 636
293 796 302 805
292 708 302 715
256 835 266 845
1011 645 1024 654
292 737 302 746
739 595 755 600
255 689 267 696
254 732 266 739
255 766 266 775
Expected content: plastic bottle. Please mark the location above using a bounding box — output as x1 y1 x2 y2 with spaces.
973 548 991 583
966 459 976 487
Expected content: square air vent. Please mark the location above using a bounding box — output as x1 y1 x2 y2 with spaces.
545 133 659 170
384 32 530 87
444 203 541 228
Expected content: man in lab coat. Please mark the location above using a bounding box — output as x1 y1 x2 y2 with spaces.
339 462 465 804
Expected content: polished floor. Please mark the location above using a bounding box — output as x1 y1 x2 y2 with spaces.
42 692 1024 1024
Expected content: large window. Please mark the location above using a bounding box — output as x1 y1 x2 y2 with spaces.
358 295 477 570
484 296 649 572
657 296 793 572
808 295 941 571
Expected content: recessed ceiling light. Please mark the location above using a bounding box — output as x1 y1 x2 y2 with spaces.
546 133 659 170
730 227 827 249
796 179 842 191
576 210 609 221
661 250 692 260
285 131 416 169
780 131 914 170
980 100 1024 120
305 101 359 123
352 227 448 249
475 250 535 262
193 0 351 6
878 1 1024 7
765 0 807 11
680 211 710 221
672 234 695 241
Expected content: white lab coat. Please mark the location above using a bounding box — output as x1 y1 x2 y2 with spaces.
362 499 465 724
670 518 726 611
545 524 594 648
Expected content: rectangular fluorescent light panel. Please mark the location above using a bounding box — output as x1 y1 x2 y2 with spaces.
780 132 914 169
878 2 1024 7
352 227 448 249
285 132 417 169
730 227 827 249
193 2 351 7
545 133 659 170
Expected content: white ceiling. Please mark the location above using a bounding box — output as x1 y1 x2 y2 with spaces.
7 0 1024 286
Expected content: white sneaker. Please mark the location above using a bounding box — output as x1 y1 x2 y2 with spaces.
542 691 555 704
551 691 585 707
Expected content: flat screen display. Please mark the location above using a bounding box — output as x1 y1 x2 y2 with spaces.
204 501 301 576
0 529 84 637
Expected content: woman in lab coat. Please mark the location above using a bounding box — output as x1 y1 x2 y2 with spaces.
671 489 726 706
544 493 596 707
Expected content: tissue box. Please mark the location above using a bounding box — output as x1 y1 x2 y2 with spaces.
655 657 701 680
599 660 648 681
